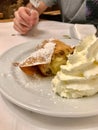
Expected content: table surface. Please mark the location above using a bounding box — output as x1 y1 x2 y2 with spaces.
0 20 98 130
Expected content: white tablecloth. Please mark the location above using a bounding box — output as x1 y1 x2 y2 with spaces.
0 20 98 130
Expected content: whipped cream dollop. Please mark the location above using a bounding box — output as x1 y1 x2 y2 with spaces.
52 35 98 98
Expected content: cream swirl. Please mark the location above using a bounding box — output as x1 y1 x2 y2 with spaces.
52 35 98 98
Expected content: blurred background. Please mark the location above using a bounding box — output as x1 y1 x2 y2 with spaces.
0 0 61 21
0 0 29 19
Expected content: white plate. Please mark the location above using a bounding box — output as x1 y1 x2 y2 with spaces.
0 39 98 118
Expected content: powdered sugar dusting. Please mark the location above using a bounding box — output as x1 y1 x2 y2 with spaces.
20 41 56 67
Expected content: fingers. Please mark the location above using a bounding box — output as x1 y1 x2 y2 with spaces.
13 18 30 34
13 7 39 34
17 7 32 27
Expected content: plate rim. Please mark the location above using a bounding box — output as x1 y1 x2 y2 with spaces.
0 39 98 118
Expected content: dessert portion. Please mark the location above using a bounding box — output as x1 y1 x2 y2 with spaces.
52 35 98 98
19 39 73 76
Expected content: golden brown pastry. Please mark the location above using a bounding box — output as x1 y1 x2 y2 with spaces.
19 39 74 76
38 39 74 76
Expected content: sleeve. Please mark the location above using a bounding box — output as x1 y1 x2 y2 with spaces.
30 0 57 7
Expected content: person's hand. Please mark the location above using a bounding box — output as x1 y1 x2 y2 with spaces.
13 7 39 34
